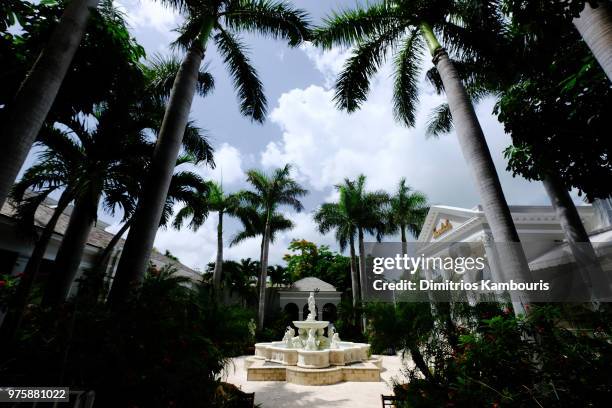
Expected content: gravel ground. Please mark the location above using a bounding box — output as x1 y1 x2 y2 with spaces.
222 355 408 408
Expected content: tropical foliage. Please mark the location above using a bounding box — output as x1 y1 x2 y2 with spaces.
0 0 611 405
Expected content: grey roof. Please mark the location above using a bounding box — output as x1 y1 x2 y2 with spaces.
1 195 199 277
291 277 336 292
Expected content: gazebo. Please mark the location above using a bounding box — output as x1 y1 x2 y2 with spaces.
278 277 342 323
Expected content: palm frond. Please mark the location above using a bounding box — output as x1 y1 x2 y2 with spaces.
426 103 453 137
334 25 404 112
182 120 216 166
393 29 423 127
145 54 215 101
214 28 267 122
223 0 311 46
313 2 398 49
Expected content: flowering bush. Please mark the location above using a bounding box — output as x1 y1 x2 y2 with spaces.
392 303 612 407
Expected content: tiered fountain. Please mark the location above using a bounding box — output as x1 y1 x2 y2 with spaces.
246 292 382 385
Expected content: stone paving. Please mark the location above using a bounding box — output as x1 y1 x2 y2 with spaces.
223 354 408 408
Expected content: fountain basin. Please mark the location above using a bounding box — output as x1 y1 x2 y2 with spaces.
254 342 371 368
297 349 330 368
293 320 329 330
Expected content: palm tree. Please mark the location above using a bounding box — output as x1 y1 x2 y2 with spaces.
231 205 295 290
0 0 102 208
110 0 310 308
267 265 289 287
88 162 210 302
341 176 389 306
241 164 307 327
313 194 359 309
428 3 609 304
388 178 428 255
37 99 213 307
172 181 243 290
573 2 612 81
221 258 259 306
314 0 533 310
2 54 214 313
0 133 212 340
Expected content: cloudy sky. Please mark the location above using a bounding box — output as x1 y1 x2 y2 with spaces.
27 0 581 271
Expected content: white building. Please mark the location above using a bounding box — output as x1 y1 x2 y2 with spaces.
0 196 201 298
416 203 612 301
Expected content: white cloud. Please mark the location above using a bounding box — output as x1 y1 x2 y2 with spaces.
300 43 352 88
192 142 245 185
117 0 179 35
262 49 549 209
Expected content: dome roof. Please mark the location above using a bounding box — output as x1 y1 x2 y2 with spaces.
292 277 336 292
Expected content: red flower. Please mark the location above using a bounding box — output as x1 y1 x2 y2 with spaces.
0 280 6 287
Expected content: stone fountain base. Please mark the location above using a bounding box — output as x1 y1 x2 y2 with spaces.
255 342 371 368
246 292 381 384
245 355 382 385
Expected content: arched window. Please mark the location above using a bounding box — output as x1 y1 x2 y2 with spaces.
284 303 299 324
303 303 318 320
322 303 337 322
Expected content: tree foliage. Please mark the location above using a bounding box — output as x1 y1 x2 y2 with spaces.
283 239 351 291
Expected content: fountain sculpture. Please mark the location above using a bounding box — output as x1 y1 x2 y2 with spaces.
246 291 382 385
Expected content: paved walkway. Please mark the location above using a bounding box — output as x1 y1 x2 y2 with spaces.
223 355 407 408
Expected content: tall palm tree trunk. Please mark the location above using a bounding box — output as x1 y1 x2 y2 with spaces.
257 216 272 327
0 189 72 342
421 23 532 312
348 234 361 329
349 234 360 307
213 210 224 290
400 225 407 256
542 174 608 302
42 189 100 306
0 0 99 208
574 2 612 82
108 41 207 308
357 227 367 331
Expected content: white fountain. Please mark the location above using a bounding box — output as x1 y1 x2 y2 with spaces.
246 292 382 385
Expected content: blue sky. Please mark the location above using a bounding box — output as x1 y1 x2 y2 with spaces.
23 0 580 271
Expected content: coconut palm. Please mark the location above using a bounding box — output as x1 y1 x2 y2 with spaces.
110 0 310 308
172 182 243 290
314 0 533 310
388 178 428 255
0 0 108 207
240 164 307 327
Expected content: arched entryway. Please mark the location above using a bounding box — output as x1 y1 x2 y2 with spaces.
322 303 337 322
284 303 299 325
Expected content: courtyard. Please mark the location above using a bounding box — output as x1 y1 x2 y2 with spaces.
224 355 407 408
